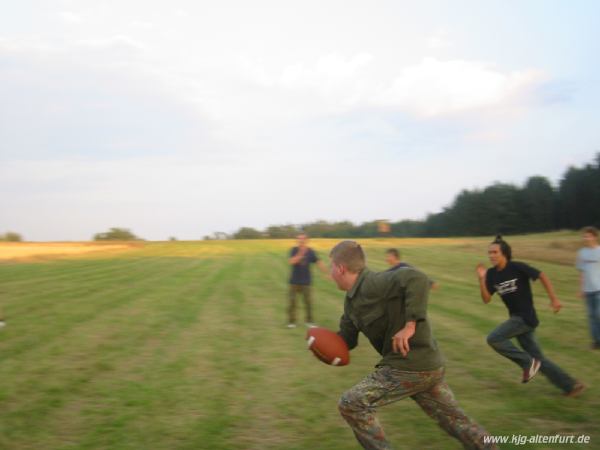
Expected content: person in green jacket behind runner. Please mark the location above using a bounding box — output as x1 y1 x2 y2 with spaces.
329 240 496 450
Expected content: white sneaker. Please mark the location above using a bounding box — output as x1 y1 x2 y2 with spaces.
286 323 297 328
305 322 317 328
522 358 541 383
0 321 5 329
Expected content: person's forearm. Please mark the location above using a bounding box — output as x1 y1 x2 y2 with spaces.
478 277 492 303
540 272 562 313
539 273 559 302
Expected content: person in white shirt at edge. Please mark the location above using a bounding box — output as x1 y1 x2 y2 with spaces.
576 226 600 349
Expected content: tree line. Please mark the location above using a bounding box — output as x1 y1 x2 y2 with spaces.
0 232 23 242
228 153 600 239
4 154 598 242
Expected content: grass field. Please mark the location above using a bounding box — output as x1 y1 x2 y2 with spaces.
0 233 598 450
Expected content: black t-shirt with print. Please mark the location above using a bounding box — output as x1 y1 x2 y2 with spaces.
485 261 541 328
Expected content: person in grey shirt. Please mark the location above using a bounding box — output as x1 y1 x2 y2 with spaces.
576 226 600 349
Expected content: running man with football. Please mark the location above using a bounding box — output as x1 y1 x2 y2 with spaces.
476 235 585 396
330 240 495 450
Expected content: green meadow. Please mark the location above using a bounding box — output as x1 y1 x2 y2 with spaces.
0 233 598 450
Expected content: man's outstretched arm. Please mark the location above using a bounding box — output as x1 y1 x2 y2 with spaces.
476 263 492 304
539 272 562 313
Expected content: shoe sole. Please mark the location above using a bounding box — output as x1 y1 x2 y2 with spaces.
523 359 541 383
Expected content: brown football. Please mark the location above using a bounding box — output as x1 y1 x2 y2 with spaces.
306 327 350 366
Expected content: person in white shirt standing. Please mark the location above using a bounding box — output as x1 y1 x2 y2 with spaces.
576 226 600 350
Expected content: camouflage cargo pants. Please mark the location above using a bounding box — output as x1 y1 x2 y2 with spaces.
338 366 497 450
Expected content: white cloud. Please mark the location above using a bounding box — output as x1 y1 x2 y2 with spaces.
427 30 453 50
279 53 373 91
235 55 545 120
57 11 82 24
130 20 155 29
0 36 56 55
375 58 545 117
76 35 146 52
465 129 507 143
1 30 547 131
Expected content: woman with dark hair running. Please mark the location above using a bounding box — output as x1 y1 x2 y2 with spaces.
475 235 585 397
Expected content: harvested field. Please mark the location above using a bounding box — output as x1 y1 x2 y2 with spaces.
0 242 140 261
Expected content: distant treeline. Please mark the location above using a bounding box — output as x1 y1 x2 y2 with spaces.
222 153 600 240
0 232 23 242
93 227 142 241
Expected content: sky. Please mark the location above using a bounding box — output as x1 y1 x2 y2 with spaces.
1 0 599 241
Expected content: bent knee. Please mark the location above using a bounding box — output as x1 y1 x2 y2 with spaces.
338 390 363 415
338 392 352 414
486 334 500 346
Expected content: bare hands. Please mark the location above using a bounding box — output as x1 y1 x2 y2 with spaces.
392 323 416 357
551 299 562 314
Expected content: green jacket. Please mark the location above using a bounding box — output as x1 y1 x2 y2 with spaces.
338 267 443 371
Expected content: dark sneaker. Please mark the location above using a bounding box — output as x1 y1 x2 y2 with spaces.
564 382 586 398
522 358 541 383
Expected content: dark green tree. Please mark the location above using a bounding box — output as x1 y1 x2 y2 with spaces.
266 225 299 239
233 227 263 239
557 154 600 229
0 231 23 242
93 228 140 241
518 176 557 232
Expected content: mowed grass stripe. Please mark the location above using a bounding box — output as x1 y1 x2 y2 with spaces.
0 256 154 297
61 257 235 450
0 256 231 450
0 257 218 380
0 256 170 320
63 254 258 450
0 257 213 361
173 256 253 450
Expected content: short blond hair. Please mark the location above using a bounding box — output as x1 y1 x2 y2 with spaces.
329 240 366 273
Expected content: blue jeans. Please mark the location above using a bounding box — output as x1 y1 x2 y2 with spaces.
585 291 600 345
487 316 575 393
